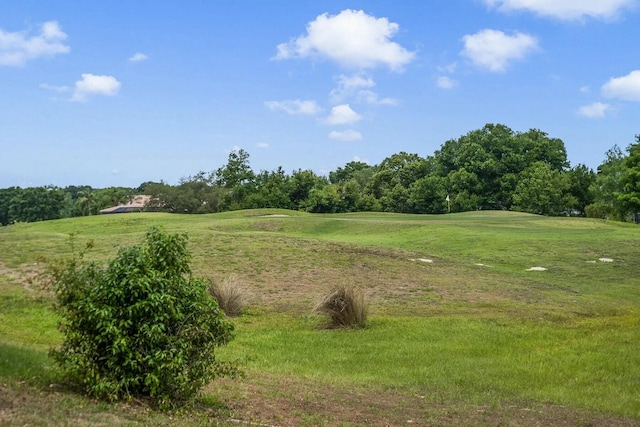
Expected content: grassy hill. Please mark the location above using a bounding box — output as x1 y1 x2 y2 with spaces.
1 210 638 426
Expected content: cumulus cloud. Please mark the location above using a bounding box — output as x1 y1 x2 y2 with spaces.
461 29 539 72
273 9 415 71
0 21 70 66
330 73 397 105
578 102 612 118
264 99 322 115
326 104 362 125
329 130 362 141
482 0 635 20
601 70 640 101
71 74 121 102
128 52 149 62
437 76 458 89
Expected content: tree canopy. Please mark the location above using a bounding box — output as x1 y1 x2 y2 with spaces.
2 124 639 224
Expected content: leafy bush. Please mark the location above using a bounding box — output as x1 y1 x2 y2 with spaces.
47 227 235 407
208 274 249 317
314 285 368 328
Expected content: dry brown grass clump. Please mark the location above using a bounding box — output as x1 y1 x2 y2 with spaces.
314 284 368 328
208 275 249 317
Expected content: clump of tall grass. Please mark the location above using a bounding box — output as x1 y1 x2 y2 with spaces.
314 285 368 328
208 275 249 317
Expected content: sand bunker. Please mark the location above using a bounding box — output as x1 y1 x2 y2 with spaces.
409 258 433 263
598 258 614 262
526 267 547 271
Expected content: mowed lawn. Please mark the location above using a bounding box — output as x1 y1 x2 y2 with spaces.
0 210 639 426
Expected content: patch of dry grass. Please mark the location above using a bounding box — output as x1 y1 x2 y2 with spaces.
313 284 368 328
208 274 249 317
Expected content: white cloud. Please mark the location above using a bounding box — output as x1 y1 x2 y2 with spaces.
601 70 640 101
437 62 458 73
0 21 70 66
329 130 362 141
128 52 149 62
264 99 322 115
256 142 269 149
330 73 397 105
273 9 415 71
356 90 398 105
461 29 539 72
580 86 591 93
71 74 121 102
437 76 458 89
482 0 635 20
326 104 362 125
330 74 375 101
578 102 612 118
39 83 70 93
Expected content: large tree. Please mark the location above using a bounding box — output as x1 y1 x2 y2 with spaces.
616 135 640 222
588 145 627 220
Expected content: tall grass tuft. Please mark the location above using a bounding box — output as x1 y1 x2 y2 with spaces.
314 285 368 328
208 275 249 317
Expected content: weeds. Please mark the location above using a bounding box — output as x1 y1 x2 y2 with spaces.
314 284 368 328
209 274 249 317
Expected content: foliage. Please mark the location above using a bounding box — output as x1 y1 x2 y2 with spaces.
616 135 640 222
47 227 235 407
588 145 627 221
208 275 249 317
2 125 639 223
512 162 571 215
313 285 368 329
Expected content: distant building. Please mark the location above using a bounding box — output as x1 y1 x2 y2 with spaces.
99 195 151 214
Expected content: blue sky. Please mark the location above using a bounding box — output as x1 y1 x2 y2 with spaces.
1 0 639 188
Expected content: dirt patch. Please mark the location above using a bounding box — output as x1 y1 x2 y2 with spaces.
0 262 46 294
207 374 639 427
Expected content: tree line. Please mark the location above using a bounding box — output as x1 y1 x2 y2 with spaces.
2 124 639 225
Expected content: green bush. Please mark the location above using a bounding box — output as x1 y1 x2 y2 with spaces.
48 227 234 407
314 285 368 329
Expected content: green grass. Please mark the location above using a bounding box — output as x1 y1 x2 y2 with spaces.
0 210 639 425
223 313 640 416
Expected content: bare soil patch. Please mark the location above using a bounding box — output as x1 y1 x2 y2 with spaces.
207 374 639 427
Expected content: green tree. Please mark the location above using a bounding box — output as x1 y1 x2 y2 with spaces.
48 227 235 407
290 169 323 209
588 145 627 220
0 187 21 225
565 164 596 215
215 149 254 188
616 135 640 222
408 175 448 214
244 167 293 209
512 162 569 215
8 186 67 223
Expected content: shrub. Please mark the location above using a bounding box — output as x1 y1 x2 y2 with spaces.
208 274 249 317
314 285 368 328
47 227 235 408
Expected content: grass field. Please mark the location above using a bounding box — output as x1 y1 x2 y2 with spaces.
0 210 639 426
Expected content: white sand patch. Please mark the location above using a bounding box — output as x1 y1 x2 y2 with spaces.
599 258 614 262
475 263 487 267
409 258 433 263
526 267 547 271
261 214 289 217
